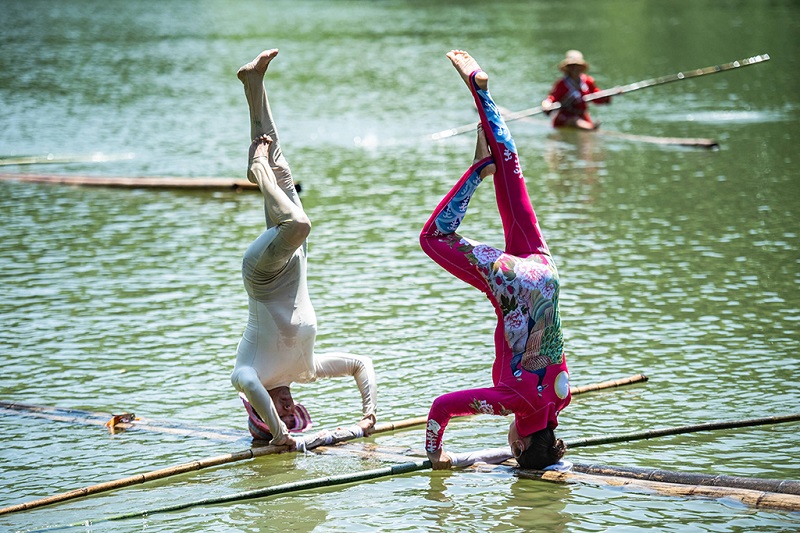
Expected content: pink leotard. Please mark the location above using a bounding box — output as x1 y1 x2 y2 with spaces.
420 71 571 454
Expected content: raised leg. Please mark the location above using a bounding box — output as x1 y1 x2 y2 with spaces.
238 49 300 208
446 50 549 258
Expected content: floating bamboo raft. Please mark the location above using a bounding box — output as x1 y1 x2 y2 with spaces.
0 374 648 515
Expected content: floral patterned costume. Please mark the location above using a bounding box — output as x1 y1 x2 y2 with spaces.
421 71 571 454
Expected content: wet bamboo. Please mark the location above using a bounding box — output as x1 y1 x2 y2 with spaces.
328 442 800 498
0 420 413 516
50 459 800 528
526 469 800 512
569 463 800 496
569 373 647 395
47 461 433 530
565 413 800 449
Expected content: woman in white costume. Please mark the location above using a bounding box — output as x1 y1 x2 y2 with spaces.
231 49 377 449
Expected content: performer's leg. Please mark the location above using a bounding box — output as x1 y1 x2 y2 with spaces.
237 49 301 209
243 136 310 273
446 50 549 258
238 52 310 271
419 128 495 292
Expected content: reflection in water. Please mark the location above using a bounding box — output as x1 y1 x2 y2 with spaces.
423 469 571 532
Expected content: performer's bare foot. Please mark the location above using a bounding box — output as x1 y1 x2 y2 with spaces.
237 48 279 82
249 134 273 161
474 125 496 179
447 50 488 90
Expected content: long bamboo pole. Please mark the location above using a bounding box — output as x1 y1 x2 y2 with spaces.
48 458 800 529
568 463 800 495
37 461 433 530
522 468 800 512
0 373 645 516
0 172 257 191
565 413 800 449
0 373 645 439
429 53 770 140
0 416 424 516
569 373 647 395
0 402 245 442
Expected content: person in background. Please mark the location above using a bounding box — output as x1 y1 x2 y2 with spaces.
541 50 612 130
230 49 377 449
420 50 570 470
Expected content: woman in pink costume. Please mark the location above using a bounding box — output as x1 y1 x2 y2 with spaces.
421 50 570 470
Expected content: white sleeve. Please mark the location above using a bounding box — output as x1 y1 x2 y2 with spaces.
314 352 377 420
449 447 513 468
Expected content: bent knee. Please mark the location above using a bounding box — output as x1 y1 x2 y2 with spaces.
231 367 261 393
284 215 311 242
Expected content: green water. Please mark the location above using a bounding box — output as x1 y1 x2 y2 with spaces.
1 0 798 531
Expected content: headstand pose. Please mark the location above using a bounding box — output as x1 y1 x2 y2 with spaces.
421 50 570 470
231 49 377 449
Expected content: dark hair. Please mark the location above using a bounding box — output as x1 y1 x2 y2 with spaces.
515 427 567 470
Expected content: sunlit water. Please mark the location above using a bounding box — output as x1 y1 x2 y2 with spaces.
1 0 799 531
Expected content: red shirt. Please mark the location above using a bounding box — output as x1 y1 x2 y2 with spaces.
545 74 610 127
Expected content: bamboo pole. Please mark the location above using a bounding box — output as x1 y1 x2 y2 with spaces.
0 374 644 516
521 468 800 512
49 459 800 529
0 416 426 516
319 441 800 499
565 414 800 449
429 53 770 140
594 129 719 148
48 461 432 529
496 105 719 149
569 373 647 395
569 463 800 496
0 172 257 191
0 373 645 438
0 402 245 442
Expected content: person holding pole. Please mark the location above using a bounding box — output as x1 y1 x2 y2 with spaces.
420 50 570 470
541 50 612 130
230 49 377 449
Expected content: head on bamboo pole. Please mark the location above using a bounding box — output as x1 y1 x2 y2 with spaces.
509 422 567 470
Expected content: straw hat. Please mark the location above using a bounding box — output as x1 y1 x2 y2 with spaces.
558 50 589 71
